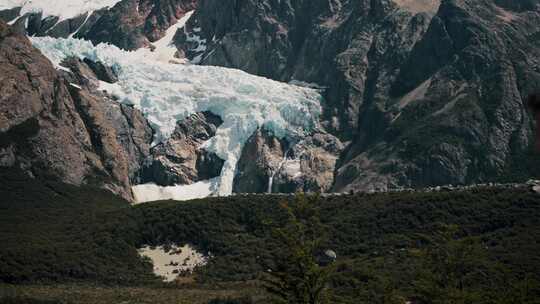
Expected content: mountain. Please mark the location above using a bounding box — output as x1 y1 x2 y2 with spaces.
0 20 154 201
175 0 540 191
1 0 540 200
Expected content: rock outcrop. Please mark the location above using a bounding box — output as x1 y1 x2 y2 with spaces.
142 111 224 186
83 0 197 50
233 129 288 193
0 21 153 201
177 0 540 191
0 0 197 50
233 129 343 193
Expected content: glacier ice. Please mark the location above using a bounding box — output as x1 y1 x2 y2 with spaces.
0 0 122 21
31 36 322 197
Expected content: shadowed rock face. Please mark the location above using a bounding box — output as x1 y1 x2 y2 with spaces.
176 0 540 191
493 0 540 12
175 0 433 138
61 57 154 186
0 7 20 23
0 21 153 201
79 0 198 50
142 111 225 186
529 93 540 153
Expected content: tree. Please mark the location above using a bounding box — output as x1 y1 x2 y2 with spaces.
261 194 336 304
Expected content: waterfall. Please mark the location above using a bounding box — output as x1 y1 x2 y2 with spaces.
268 148 291 194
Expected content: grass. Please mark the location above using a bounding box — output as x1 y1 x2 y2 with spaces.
0 282 263 304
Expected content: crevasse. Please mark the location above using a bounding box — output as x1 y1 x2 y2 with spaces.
31 37 322 196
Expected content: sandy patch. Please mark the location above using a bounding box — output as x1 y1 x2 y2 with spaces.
138 244 208 282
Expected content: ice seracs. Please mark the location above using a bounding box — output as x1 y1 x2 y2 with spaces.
31 36 322 199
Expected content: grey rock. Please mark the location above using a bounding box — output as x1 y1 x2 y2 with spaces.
82 0 197 50
143 111 224 186
83 58 118 83
233 129 343 193
46 13 89 38
233 129 287 193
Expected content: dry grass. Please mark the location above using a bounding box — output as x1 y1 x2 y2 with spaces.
0 282 266 304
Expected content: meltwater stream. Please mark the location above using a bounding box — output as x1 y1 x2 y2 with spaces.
31 37 322 199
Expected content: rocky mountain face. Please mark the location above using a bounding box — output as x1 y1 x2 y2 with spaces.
0 20 153 201
0 0 197 50
176 0 540 192
2 0 540 196
142 111 224 186
82 0 197 50
233 129 344 193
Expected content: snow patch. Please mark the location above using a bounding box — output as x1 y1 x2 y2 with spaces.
69 83 81 89
151 10 194 63
398 78 432 109
69 11 92 38
138 244 208 282
7 16 20 25
0 0 122 21
392 0 440 15
132 178 219 204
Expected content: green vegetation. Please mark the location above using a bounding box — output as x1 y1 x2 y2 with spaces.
0 169 154 285
261 194 335 304
1 168 540 303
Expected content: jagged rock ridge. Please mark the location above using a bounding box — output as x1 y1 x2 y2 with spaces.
142 111 225 186
0 0 197 50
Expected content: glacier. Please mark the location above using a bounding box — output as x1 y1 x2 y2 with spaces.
31 36 322 198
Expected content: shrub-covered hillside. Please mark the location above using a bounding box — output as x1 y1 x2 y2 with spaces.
1 168 539 302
